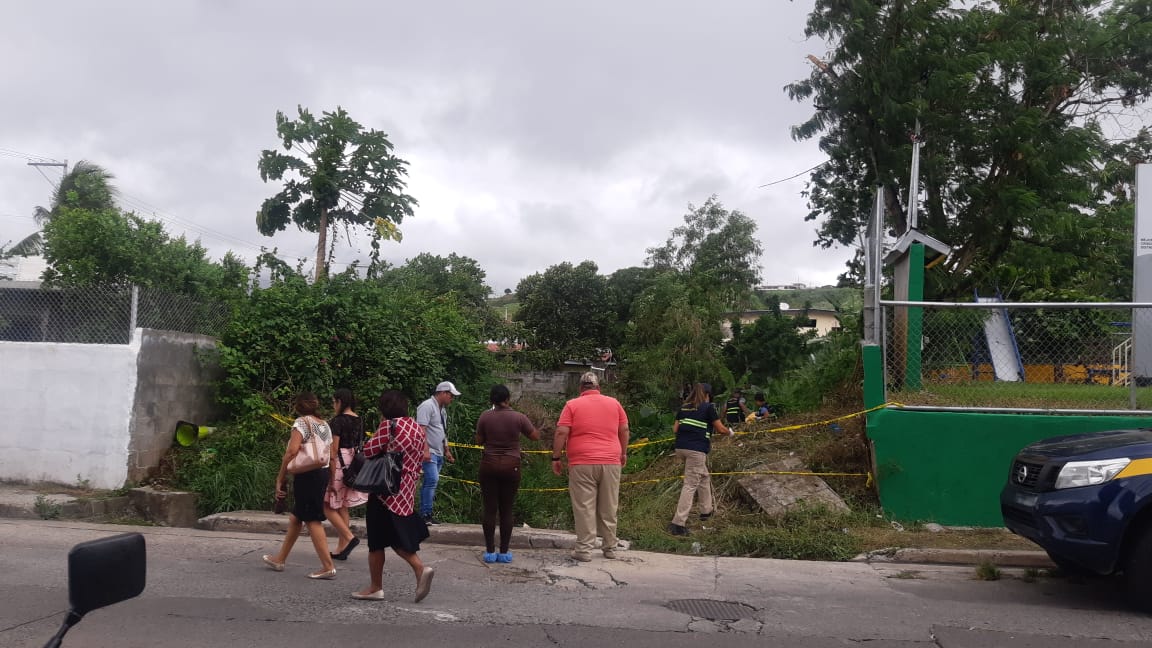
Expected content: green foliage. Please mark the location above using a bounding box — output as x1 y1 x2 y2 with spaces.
772 316 863 412
724 312 811 385
974 562 1002 581
606 266 660 349
171 416 285 515
11 160 117 256
216 272 494 417
33 495 62 520
645 195 762 311
788 0 1152 296
515 261 615 367
619 273 732 404
257 105 417 281
40 206 250 301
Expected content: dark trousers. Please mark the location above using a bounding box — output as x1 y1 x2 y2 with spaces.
478 455 522 553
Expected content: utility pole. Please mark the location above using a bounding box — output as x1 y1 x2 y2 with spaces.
27 159 68 185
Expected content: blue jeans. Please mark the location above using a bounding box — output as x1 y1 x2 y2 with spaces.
420 454 445 517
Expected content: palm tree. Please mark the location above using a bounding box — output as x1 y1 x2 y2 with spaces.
8 160 117 256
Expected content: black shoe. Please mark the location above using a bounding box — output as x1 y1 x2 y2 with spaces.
331 536 360 561
667 523 690 537
699 511 713 522
423 514 438 526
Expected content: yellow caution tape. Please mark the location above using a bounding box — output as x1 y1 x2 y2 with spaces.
445 401 903 452
438 469 872 493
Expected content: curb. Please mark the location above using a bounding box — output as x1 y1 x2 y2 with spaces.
853 547 1055 569
196 510 582 550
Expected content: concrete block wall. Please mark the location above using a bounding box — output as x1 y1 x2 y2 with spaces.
503 370 584 401
0 328 224 489
127 330 223 483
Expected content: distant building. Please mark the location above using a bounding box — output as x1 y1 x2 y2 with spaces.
756 283 808 291
721 308 841 340
0 255 47 284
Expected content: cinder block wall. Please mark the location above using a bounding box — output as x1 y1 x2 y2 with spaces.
502 370 585 401
128 330 223 483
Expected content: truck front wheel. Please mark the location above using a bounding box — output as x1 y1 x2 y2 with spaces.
1123 522 1152 613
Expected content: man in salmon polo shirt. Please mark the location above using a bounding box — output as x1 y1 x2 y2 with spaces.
551 371 631 561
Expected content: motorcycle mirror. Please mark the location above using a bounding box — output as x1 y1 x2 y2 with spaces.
68 532 146 616
44 533 146 648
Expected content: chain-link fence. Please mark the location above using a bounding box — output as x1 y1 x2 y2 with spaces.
0 283 233 344
881 302 1152 411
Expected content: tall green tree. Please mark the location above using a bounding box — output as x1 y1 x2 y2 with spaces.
645 195 762 310
515 261 614 366
256 106 417 282
619 273 732 404
787 0 1152 297
605 266 659 349
10 160 117 256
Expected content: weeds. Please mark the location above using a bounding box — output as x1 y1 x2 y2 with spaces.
33 495 62 520
974 561 1002 581
1020 567 1043 583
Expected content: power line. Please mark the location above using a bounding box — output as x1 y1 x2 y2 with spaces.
758 161 829 188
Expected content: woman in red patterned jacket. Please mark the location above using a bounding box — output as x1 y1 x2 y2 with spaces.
352 389 435 603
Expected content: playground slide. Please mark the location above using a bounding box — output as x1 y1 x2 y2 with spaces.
978 296 1025 382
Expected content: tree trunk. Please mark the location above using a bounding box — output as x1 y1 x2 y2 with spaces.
315 206 329 282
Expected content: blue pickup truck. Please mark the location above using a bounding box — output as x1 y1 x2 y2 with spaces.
1000 428 1152 611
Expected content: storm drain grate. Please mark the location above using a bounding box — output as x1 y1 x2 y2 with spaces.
664 598 757 620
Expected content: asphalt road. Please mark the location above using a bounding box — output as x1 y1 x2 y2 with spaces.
2 519 1151 648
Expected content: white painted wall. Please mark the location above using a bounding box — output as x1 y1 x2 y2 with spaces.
0 337 139 488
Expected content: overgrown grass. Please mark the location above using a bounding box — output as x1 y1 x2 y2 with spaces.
166 416 284 516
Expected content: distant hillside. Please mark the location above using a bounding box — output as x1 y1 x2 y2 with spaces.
751 286 861 313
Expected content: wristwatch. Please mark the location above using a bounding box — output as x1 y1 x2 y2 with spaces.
551 455 563 461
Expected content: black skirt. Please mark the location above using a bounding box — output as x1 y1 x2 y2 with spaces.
366 495 429 553
292 468 329 522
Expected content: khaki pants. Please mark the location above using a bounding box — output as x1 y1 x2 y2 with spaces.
671 449 712 526
567 464 621 555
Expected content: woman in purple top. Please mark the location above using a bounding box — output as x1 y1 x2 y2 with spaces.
475 384 541 563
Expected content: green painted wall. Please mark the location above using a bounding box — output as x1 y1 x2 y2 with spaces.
869 408 1152 526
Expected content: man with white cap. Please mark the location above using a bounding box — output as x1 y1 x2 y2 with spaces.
416 380 460 525
551 371 630 561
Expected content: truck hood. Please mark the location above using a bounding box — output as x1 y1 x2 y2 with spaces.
1021 428 1152 460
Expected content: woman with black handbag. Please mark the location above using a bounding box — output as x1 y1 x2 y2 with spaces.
326 388 368 561
352 389 436 603
262 392 338 579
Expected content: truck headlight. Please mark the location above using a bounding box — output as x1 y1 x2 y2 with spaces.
1054 458 1131 489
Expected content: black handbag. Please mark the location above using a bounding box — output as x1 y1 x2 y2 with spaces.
352 420 404 496
339 418 367 488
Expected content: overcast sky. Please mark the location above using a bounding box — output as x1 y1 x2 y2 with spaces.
0 1 854 293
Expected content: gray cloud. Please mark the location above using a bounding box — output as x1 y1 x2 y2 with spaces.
0 0 853 293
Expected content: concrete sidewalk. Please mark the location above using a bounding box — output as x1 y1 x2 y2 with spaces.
0 485 1054 568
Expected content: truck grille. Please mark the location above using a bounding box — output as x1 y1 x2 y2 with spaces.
1011 460 1044 491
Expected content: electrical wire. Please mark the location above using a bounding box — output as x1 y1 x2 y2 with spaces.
758 161 829 188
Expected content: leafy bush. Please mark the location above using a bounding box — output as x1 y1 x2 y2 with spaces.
171 416 285 515
216 272 495 418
